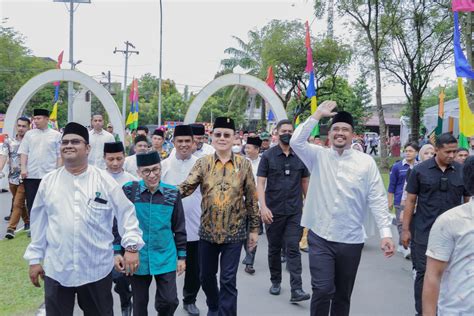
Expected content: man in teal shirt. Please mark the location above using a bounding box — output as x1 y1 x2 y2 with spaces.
114 151 187 316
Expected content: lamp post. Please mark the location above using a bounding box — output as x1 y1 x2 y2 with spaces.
158 0 163 127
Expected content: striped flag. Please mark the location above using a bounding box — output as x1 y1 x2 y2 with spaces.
305 21 319 136
50 51 64 126
126 79 139 130
266 66 276 121
454 12 474 148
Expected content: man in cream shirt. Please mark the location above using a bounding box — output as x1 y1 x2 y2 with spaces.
290 101 395 316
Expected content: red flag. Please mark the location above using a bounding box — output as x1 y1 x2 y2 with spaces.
56 51 64 69
452 0 474 11
305 21 314 73
129 79 139 103
265 66 276 91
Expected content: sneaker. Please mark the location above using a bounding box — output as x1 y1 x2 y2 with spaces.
5 229 15 239
290 289 311 302
397 245 404 253
269 283 281 295
24 223 30 232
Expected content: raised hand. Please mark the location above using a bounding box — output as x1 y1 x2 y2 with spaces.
312 100 337 121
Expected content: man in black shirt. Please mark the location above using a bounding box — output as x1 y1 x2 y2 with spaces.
257 119 311 303
402 133 471 315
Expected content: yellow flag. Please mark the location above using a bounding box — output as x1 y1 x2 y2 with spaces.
49 102 58 121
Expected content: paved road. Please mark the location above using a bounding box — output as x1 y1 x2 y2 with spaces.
0 191 416 315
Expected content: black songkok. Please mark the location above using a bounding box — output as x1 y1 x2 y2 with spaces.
136 151 160 167
63 122 89 143
213 117 235 131
104 141 124 154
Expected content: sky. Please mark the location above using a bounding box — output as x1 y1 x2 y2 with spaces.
1 0 456 105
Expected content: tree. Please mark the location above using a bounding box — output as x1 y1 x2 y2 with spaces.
333 0 401 169
0 22 57 115
222 19 352 126
381 0 453 141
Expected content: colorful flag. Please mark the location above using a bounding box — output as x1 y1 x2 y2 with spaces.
50 102 58 121
50 50 63 129
452 0 474 11
126 79 139 130
453 12 474 148
266 66 276 121
305 21 319 136
428 89 445 145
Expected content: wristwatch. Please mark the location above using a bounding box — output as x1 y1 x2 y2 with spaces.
125 244 138 253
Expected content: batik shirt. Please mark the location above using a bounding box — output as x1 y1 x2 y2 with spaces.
0 136 22 185
179 153 259 244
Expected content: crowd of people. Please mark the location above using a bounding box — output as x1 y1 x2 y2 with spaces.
0 101 473 316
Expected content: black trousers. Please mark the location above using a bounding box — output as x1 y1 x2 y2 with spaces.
130 272 178 316
199 239 242 316
265 212 303 291
183 241 201 304
112 269 132 309
308 231 363 316
412 241 427 315
44 273 113 316
23 178 41 216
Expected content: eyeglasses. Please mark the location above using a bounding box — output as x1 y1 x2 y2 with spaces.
61 139 86 146
214 132 233 139
140 167 161 177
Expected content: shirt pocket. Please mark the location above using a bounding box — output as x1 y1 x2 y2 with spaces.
449 178 465 202
86 199 109 225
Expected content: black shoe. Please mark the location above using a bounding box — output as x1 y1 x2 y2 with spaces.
24 223 30 231
4 215 10 221
1 189 8 193
121 305 132 316
281 256 287 263
184 303 200 315
245 265 255 274
290 289 311 302
269 283 281 295
5 229 15 239
207 310 218 316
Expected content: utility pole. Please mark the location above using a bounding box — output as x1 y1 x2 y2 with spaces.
158 0 163 127
55 0 90 121
114 42 139 124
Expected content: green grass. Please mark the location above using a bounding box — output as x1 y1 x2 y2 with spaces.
0 232 43 316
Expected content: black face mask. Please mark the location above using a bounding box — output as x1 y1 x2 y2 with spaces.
280 134 292 145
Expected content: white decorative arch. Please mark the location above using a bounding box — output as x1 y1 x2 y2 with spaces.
184 73 287 124
4 69 124 141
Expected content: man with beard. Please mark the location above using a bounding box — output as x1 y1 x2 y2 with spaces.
24 122 143 316
291 101 395 316
258 119 311 302
161 125 202 316
1 117 31 239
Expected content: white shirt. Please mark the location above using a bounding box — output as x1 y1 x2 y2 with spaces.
124 155 139 178
291 117 393 243
18 128 61 179
194 143 215 158
426 201 474 315
88 129 115 169
24 165 144 287
247 156 261 182
161 154 202 241
108 170 137 187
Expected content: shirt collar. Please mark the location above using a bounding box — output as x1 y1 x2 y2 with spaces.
330 146 354 157
213 152 237 165
275 145 294 156
139 180 164 195
427 157 455 171
91 129 104 135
